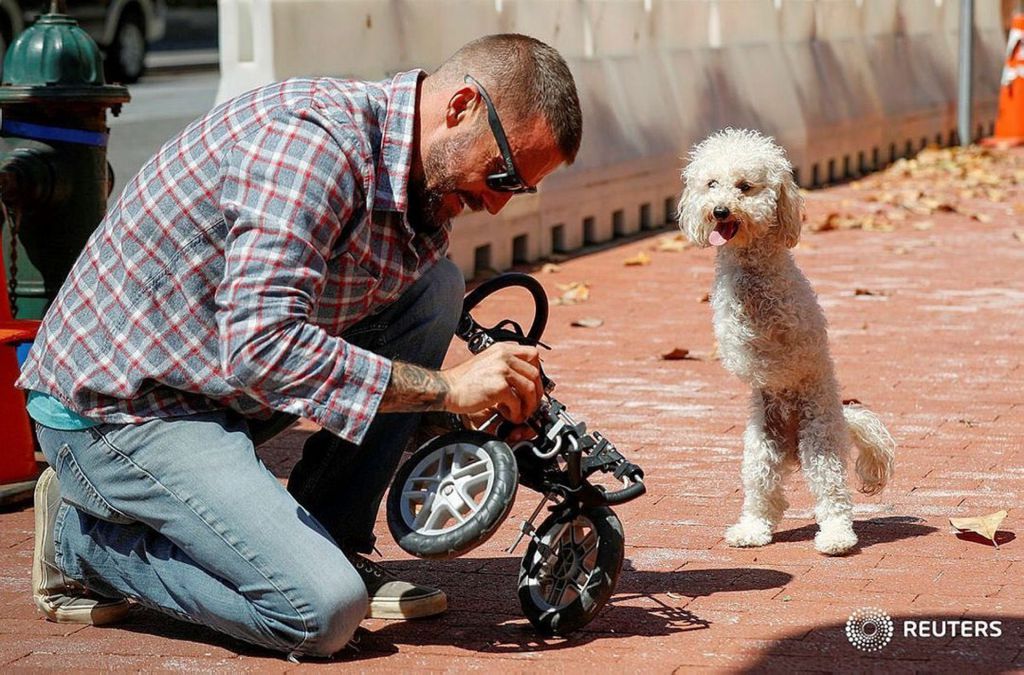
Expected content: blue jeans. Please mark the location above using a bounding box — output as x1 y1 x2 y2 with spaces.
35 259 464 657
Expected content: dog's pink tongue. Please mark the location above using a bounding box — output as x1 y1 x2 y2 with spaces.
709 230 728 247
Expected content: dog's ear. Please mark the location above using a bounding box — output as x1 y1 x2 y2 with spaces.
676 181 702 245
775 169 803 248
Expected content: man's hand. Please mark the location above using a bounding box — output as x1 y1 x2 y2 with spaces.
378 344 543 424
440 344 543 423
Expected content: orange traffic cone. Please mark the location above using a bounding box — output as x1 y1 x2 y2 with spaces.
984 13 1024 147
0 251 41 503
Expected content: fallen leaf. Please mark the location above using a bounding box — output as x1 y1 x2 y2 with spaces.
810 211 841 232
540 263 561 274
854 288 887 296
552 281 590 305
624 251 652 266
698 293 710 303
656 234 691 252
913 220 935 231
1013 230 1024 242
969 212 994 224
666 591 684 600
950 510 1008 548
661 347 692 361
571 317 604 328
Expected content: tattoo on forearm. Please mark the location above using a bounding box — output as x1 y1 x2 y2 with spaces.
379 361 449 412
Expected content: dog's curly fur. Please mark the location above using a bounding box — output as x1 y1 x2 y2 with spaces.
678 129 896 556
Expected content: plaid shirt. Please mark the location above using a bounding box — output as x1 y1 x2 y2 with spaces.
17 70 449 444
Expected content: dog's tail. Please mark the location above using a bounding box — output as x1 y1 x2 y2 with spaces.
843 403 896 495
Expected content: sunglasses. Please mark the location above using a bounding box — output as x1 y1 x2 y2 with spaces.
465 74 538 194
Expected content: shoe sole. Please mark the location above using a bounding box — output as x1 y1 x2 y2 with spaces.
32 469 130 625
34 596 132 625
367 591 447 620
31 469 57 605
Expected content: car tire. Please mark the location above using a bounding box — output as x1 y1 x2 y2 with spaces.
105 10 146 83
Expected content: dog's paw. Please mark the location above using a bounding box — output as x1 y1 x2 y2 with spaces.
814 521 858 556
725 520 773 547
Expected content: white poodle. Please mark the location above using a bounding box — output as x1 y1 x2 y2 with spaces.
677 129 896 556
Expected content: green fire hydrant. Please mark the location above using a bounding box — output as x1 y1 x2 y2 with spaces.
0 0 129 319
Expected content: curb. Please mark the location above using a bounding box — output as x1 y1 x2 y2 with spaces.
145 48 219 73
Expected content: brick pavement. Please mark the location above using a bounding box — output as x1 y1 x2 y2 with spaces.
2 149 1022 672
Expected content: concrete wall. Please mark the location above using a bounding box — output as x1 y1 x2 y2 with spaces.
215 0 1006 277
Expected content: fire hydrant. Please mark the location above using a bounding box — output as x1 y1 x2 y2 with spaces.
0 0 128 502
0 0 129 320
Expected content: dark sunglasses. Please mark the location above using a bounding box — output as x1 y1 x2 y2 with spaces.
465 74 538 194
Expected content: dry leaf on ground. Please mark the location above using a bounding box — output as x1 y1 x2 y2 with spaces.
1013 230 1024 242
551 281 590 305
540 263 561 274
571 317 604 328
624 251 652 266
949 510 1008 548
661 348 694 361
656 234 691 252
854 288 888 297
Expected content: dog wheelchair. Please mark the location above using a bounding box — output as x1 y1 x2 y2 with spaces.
386 272 646 635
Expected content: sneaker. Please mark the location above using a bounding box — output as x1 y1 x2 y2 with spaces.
347 553 446 620
32 468 130 624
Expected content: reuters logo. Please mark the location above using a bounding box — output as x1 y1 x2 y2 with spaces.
846 607 894 652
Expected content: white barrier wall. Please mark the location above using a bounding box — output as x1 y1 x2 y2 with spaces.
215 0 1005 277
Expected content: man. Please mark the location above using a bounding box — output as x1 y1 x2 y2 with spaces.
18 33 581 658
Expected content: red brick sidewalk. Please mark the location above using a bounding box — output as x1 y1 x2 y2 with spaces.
1 151 1022 672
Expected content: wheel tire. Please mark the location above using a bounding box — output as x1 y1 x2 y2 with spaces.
106 12 146 83
387 430 518 560
517 506 625 636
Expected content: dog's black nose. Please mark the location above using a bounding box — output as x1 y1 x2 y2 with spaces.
713 206 730 220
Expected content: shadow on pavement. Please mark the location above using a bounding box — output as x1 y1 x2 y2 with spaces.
738 614 1023 672
955 530 1016 547
108 558 793 662
347 559 793 658
773 515 939 552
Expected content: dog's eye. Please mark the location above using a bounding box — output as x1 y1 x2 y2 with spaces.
707 179 718 188
737 181 753 193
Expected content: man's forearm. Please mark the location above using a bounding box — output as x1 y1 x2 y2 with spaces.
378 361 450 412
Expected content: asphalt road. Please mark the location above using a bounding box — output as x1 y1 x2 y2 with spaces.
106 69 220 202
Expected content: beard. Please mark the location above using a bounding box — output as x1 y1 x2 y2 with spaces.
407 131 481 231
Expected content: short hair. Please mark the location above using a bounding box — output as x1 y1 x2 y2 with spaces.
434 34 582 164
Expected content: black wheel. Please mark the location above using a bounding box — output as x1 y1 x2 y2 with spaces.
517 506 624 636
387 430 518 560
105 9 146 83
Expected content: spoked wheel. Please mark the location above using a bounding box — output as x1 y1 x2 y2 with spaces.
517 506 625 636
387 431 518 560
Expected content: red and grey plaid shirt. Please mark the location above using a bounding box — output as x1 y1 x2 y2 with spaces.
17 70 449 444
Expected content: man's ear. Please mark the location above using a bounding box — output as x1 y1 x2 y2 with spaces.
776 170 803 248
445 86 478 128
